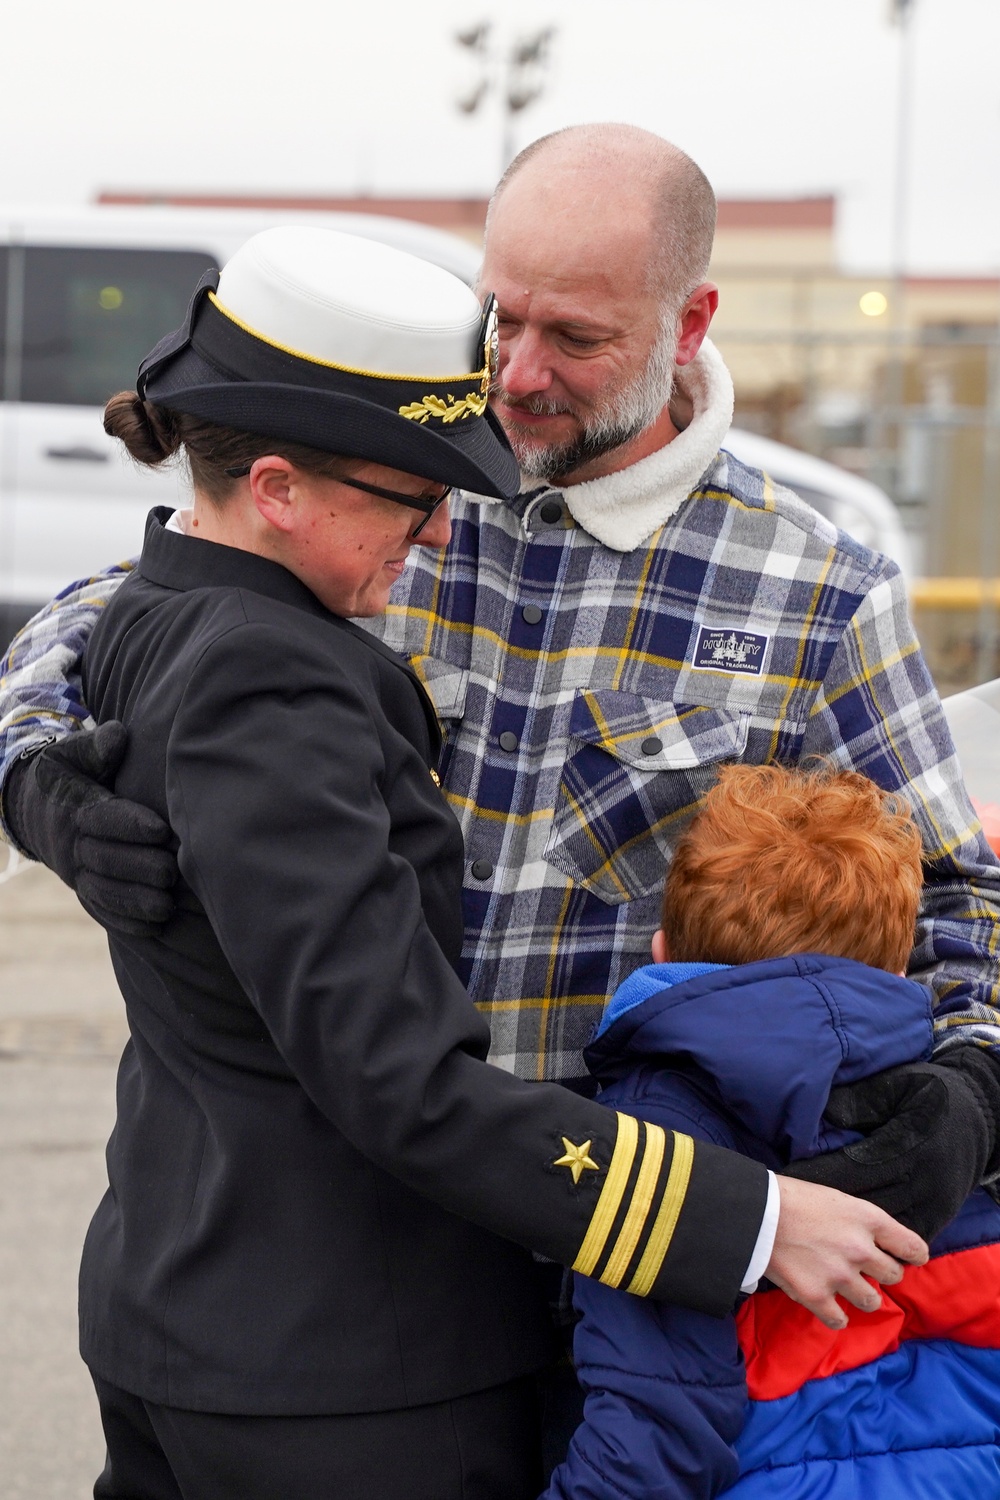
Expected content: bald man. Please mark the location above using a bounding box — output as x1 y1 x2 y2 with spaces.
2 125 999 1259
377 127 1000 1246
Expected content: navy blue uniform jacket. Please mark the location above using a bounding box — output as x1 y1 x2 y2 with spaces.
76 512 767 1416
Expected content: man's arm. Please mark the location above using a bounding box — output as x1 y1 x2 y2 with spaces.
794 558 1000 1235
802 557 1000 1038
0 563 176 935
0 564 131 844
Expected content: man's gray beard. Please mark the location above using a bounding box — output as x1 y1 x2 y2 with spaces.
499 318 678 484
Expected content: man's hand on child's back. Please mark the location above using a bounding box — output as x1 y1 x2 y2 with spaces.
783 1051 1000 1243
765 1176 928 1330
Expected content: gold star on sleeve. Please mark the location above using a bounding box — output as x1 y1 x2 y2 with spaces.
553 1137 600 1185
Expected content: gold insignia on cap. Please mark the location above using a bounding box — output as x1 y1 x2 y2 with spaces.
398 390 488 424
553 1137 600 1185
480 293 499 394
397 294 498 425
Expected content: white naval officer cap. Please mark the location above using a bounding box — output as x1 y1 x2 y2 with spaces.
136 225 514 498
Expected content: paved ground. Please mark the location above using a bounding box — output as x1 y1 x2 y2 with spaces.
0 855 124 1498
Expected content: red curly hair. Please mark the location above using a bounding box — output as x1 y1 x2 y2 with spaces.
662 763 924 973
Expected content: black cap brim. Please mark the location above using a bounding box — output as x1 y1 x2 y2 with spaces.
148 366 518 499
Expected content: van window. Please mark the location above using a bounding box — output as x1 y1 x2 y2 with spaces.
19 247 218 407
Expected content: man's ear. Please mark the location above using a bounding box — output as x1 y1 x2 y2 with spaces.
651 929 670 964
249 457 297 533
674 283 718 367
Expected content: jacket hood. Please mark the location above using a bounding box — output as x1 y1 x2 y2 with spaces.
584 954 934 1164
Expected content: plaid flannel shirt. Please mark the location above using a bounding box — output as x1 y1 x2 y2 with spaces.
2 447 998 1092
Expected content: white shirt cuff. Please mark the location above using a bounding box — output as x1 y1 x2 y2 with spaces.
740 1169 779 1294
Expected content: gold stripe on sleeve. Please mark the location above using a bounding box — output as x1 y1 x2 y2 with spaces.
599 1121 667 1288
572 1112 640 1278
626 1131 696 1297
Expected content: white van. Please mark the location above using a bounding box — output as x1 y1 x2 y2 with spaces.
0 206 910 648
0 206 482 647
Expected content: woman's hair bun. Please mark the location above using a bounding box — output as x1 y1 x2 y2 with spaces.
103 391 182 467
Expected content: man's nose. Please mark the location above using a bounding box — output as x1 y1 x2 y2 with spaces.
499 330 553 399
413 499 452 549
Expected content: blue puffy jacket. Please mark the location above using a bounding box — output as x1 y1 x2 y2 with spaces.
542 954 1000 1500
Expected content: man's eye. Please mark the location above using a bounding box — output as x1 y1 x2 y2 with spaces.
563 333 601 349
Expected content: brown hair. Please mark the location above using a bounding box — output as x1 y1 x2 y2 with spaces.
103 391 358 504
662 763 924 974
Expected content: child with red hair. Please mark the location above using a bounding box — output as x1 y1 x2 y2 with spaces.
544 763 1000 1500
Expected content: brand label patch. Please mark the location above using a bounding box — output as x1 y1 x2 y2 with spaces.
692 625 769 676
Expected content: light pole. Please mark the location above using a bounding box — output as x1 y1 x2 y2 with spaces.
889 0 916 288
454 23 556 177
875 0 917 516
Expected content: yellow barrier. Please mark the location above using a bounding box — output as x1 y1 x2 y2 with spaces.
910 578 1000 609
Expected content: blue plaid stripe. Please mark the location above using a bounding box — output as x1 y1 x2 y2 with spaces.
2 453 998 1083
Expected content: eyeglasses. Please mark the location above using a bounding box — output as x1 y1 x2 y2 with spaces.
224 466 452 538
335 476 452 537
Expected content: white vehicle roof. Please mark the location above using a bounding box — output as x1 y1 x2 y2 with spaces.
0 204 483 286
0 208 909 575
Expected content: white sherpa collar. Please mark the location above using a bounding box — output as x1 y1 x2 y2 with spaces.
552 338 734 552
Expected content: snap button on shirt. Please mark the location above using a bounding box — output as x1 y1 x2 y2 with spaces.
641 737 663 756
498 732 519 753
471 859 494 881
521 605 543 625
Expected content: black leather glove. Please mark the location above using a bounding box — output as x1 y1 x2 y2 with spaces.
2 722 178 937
784 1047 1000 1243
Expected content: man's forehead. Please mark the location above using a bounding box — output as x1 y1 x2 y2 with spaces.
491 156 652 235
482 182 657 312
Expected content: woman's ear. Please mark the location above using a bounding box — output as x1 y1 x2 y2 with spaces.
651 929 669 965
249 457 296 533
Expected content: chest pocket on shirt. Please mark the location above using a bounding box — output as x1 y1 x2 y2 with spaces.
408 655 469 721
407 654 469 780
543 690 750 905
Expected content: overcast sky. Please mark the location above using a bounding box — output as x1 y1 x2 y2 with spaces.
4 0 999 274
